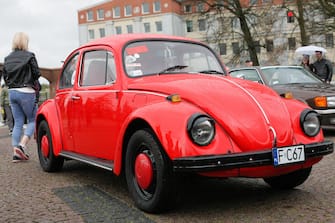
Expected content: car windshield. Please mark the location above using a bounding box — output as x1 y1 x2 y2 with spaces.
261 67 323 86
124 40 224 77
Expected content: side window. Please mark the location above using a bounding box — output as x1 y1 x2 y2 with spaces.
244 70 262 82
59 54 78 89
80 50 116 86
230 70 262 83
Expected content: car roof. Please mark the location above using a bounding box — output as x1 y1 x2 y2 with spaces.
231 65 304 71
80 33 202 49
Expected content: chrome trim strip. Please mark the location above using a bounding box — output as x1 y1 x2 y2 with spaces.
269 126 277 147
315 109 335 115
59 151 114 171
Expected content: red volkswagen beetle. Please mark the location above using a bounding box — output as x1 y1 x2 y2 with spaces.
35 34 333 213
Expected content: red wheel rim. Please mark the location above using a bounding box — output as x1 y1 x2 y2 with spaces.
41 135 49 157
135 153 153 190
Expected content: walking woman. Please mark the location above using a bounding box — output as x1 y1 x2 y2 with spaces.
2 32 41 162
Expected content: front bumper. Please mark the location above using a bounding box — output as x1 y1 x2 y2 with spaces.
318 112 335 129
172 141 333 172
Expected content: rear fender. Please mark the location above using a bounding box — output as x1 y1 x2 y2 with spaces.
36 100 63 155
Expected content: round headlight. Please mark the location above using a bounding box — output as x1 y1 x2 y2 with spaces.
300 110 320 137
187 115 215 146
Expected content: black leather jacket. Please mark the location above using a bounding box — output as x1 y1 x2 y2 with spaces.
3 50 41 89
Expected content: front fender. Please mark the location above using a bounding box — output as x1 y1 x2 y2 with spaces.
282 98 324 143
113 100 234 175
36 99 63 155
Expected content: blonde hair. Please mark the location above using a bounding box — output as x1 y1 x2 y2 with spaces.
12 32 29 51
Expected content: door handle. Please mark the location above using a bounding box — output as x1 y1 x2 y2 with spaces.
71 95 81 100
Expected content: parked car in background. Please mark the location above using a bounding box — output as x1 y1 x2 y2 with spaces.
230 66 335 130
35 35 333 213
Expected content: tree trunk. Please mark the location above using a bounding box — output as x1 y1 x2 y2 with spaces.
297 0 309 46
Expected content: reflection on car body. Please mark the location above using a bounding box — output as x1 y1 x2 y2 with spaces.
35 35 333 213
230 66 335 130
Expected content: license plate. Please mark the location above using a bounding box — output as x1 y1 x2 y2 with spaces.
272 145 305 166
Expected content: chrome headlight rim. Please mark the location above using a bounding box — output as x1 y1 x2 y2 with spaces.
300 109 321 137
326 96 335 108
187 113 215 146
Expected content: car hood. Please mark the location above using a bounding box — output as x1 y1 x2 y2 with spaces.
128 74 296 151
272 83 335 99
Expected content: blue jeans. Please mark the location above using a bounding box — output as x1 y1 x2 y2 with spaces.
9 90 37 147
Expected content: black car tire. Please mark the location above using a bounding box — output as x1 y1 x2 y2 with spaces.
125 129 177 213
263 167 312 189
37 120 64 172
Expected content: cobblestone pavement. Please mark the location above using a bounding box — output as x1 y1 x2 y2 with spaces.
0 125 334 223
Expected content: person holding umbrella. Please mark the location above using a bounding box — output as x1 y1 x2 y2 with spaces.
300 54 313 72
311 50 333 83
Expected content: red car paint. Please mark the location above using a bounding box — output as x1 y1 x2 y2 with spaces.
35 34 333 213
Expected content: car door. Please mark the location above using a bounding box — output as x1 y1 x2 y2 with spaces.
70 48 119 159
55 53 80 152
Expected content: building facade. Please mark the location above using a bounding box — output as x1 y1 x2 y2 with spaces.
77 0 334 66
78 0 185 44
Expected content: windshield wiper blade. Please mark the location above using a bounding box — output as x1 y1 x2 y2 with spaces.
199 70 225 75
158 65 188 74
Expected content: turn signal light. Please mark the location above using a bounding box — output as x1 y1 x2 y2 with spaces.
280 92 293 99
284 92 293 99
167 94 182 103
314 96 327 108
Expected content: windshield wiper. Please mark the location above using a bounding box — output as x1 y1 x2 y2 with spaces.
199 70 225 75
158 65 188 74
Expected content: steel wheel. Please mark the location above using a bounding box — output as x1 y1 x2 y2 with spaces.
37 120 64 172
125 129 176 213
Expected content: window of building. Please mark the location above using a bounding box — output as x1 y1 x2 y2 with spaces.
113 7 120 18
127 25 133 33
155 21 162 32
97 9 104 20
142 3 150 14
266 39 273 52
288 37 296 50
232 42 240 55
87 10 93 21
287 10 294 23
153 1 161 12
125 5 132 16
198 19 206 31
186 20 193 32
231 17 240 30
326 34 334 48
184 4 192 13
115 26 122 34
144 23 151 32
219 43 227 55
196 2 205 12
99 28 105 37
88 29 95 39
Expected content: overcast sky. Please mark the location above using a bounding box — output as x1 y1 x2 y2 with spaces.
0 0 103 68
